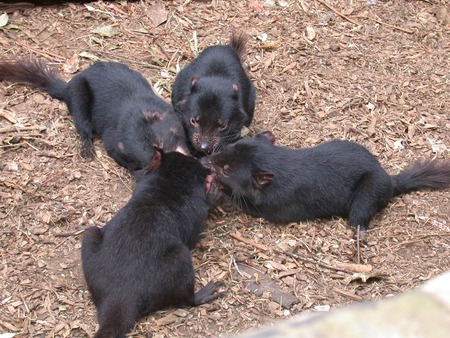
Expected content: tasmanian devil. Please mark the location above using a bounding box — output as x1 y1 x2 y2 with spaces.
171 32 256 156
81 149 224 338
0 59 187 172
202 131 450 233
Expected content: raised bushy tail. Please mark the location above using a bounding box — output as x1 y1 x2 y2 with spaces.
229 31 248 57
0 58 68 101
391 159 450 197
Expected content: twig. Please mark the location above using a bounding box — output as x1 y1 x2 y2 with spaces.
42 171 65 185
0 109 18 123
0 321 17 331
332 260 373 273
231 255 244 277
54 237 69 249
54 227 90 237
13 39 65 62
229 233 370 274
357 225 361 265
229 232 269 251
358 14 414 34
0 125 46 134
274 249 350 273
0 179 44 198
390 232 450 249
333 287 363 301
316 0 360 26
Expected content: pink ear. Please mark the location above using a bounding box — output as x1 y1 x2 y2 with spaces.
231 83 239 99
255 173 274 187
143 110 164 122
259 131 275 144
148 147 163 171
191 76 200 86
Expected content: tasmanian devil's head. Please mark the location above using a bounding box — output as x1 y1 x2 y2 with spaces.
180 76 249 155
201 131 276 202
142 110 189 155
144 147 214 195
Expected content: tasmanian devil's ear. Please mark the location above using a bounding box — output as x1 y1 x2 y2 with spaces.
256 131 275 144
143 110 164 122
232 83 240 99
254 173 274 187
148 147 163 172
190 76 200 92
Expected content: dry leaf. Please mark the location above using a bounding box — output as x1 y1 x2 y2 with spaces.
91 26 119 37
433 6 450 25
155 313 177 326
332 260 373 273
148 0 168 27
344 272 388 285
79 51 100 61
367 116 377 136
265 261 287 271
249 1 270 15
31 226 49 235
0 110 18 124
0 13 9 27
0 334 16 338
62 54 80 74
306 26 316 41
407 125 416 139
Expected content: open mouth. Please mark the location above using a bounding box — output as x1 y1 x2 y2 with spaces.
205 173 216 194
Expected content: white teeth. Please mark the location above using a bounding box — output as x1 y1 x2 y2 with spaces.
175 146 188 155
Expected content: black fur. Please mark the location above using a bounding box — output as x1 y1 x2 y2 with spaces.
203 131 450 231
81 150 223 338
171 32 256 155
0 59 187 172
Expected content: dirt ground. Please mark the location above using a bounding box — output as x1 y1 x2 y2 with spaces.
0 0 449 337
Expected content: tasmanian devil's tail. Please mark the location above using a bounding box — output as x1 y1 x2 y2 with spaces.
229 31 247 57
0 58 68 101
391 159 450 197
94 301 136 338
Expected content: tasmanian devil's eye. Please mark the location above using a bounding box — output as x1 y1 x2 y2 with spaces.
223 164 229 172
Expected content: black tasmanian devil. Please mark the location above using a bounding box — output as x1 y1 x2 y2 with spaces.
171 32 256 156
0 59 187 172
82 149 224 338
202 131 450 233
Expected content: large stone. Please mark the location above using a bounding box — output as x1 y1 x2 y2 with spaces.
232 271 450 338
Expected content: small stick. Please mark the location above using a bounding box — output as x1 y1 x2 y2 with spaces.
274 249 350 273
229 232 269 251
0 125 46 134
357 225 361 265
333 287 363 301
54 237 69 249
42 171 65 185
316 0 360 26
0 109 18 124
390 233 450 249
14 39 65 62
231 255 244 277
360 15 414 34
0 321 17 331
54 227 89 237
332 260 372 273
230 233 362 274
